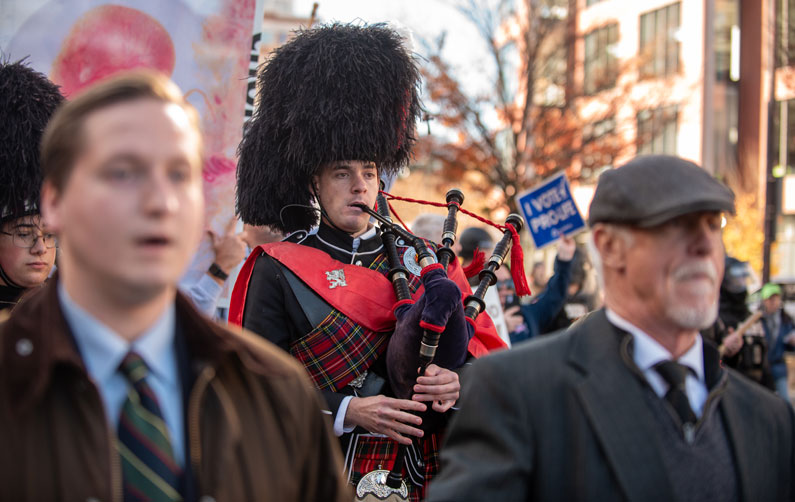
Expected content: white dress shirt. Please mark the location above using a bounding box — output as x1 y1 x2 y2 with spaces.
606 309 709 417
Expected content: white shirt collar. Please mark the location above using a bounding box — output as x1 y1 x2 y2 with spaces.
605 308 705 383
359 225 378 240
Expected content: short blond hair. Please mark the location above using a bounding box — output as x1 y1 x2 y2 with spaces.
41 70 201 191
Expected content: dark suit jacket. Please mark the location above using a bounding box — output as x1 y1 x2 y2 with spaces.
428 309 795 502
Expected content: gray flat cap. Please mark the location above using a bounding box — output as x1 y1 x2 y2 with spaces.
588 155 735 227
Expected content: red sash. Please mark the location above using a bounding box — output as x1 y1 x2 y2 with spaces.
229 242 506 356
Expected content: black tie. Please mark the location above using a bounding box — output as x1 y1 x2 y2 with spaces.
653 360 697 427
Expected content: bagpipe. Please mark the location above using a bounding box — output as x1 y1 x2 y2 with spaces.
354 188 529 501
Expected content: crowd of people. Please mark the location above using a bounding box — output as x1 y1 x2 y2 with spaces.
1 22 794 502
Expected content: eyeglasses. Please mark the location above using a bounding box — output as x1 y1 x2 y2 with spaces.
0 228 58 249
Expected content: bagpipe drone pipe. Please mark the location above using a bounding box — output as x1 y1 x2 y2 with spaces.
356 189 471 405
354 188 529 497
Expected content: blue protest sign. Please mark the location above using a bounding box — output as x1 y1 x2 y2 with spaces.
515 172 586 248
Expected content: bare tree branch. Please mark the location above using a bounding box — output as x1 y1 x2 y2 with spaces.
418 0 644 215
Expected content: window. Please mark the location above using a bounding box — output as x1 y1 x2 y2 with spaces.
540 0 568 19
639 2 681 79
584 23 618 95
637 106 678 155
586 0 606 6
581 116 618 177
772 99 795 175
532 20 568 107
583 117 616 143
775 0 795 67
714 0 740 81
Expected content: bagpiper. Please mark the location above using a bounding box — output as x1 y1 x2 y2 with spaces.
230 23 504 500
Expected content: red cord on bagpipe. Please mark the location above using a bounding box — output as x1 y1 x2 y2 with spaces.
377 190 532 297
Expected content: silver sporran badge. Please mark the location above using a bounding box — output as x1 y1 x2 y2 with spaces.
355 469 409 501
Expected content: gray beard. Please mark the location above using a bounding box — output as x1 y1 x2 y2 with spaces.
666 299 719 330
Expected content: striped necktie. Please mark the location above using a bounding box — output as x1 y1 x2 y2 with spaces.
117 351 183 502
653 360 698 427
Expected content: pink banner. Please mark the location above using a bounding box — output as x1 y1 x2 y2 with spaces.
3 0 263 232
2 0 270 304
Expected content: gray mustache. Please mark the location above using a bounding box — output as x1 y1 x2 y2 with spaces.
673 261 718 283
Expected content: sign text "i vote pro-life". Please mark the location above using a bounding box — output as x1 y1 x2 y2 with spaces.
515 172 586 248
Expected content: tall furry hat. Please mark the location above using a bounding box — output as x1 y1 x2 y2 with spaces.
237 23 422 233
0 59 64 223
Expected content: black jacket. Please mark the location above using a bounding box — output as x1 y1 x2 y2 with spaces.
242 223 389 417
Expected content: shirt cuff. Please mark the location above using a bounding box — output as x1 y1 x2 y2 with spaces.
334 395 356 436
198 271 225 294
180 273 224 317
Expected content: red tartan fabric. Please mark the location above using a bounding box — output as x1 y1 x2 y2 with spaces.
289 310 390 391
229 241 507 354
286 252 424 392
349 433 440 502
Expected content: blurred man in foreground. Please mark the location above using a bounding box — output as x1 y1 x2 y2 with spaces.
0 71 348 501
429 155 795 501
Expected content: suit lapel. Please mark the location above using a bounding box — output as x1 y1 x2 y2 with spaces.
569 311 675 502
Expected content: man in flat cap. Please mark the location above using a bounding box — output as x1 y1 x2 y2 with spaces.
428 155 795 501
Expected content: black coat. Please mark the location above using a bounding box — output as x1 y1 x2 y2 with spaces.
241 223 389 417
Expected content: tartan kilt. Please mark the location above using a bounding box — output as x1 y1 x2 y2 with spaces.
346 432 441 502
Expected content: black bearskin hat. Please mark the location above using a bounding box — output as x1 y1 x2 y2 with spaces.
237 23 422 233
0 59 64 224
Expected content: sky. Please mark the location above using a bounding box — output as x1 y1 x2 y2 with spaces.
290 0 507 144
292 0 495 99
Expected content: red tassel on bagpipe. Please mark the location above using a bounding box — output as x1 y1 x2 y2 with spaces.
462 248 486 279
507 225 531 296
381 190 532 296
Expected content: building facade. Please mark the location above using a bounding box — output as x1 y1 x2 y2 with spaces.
574 0 794 278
